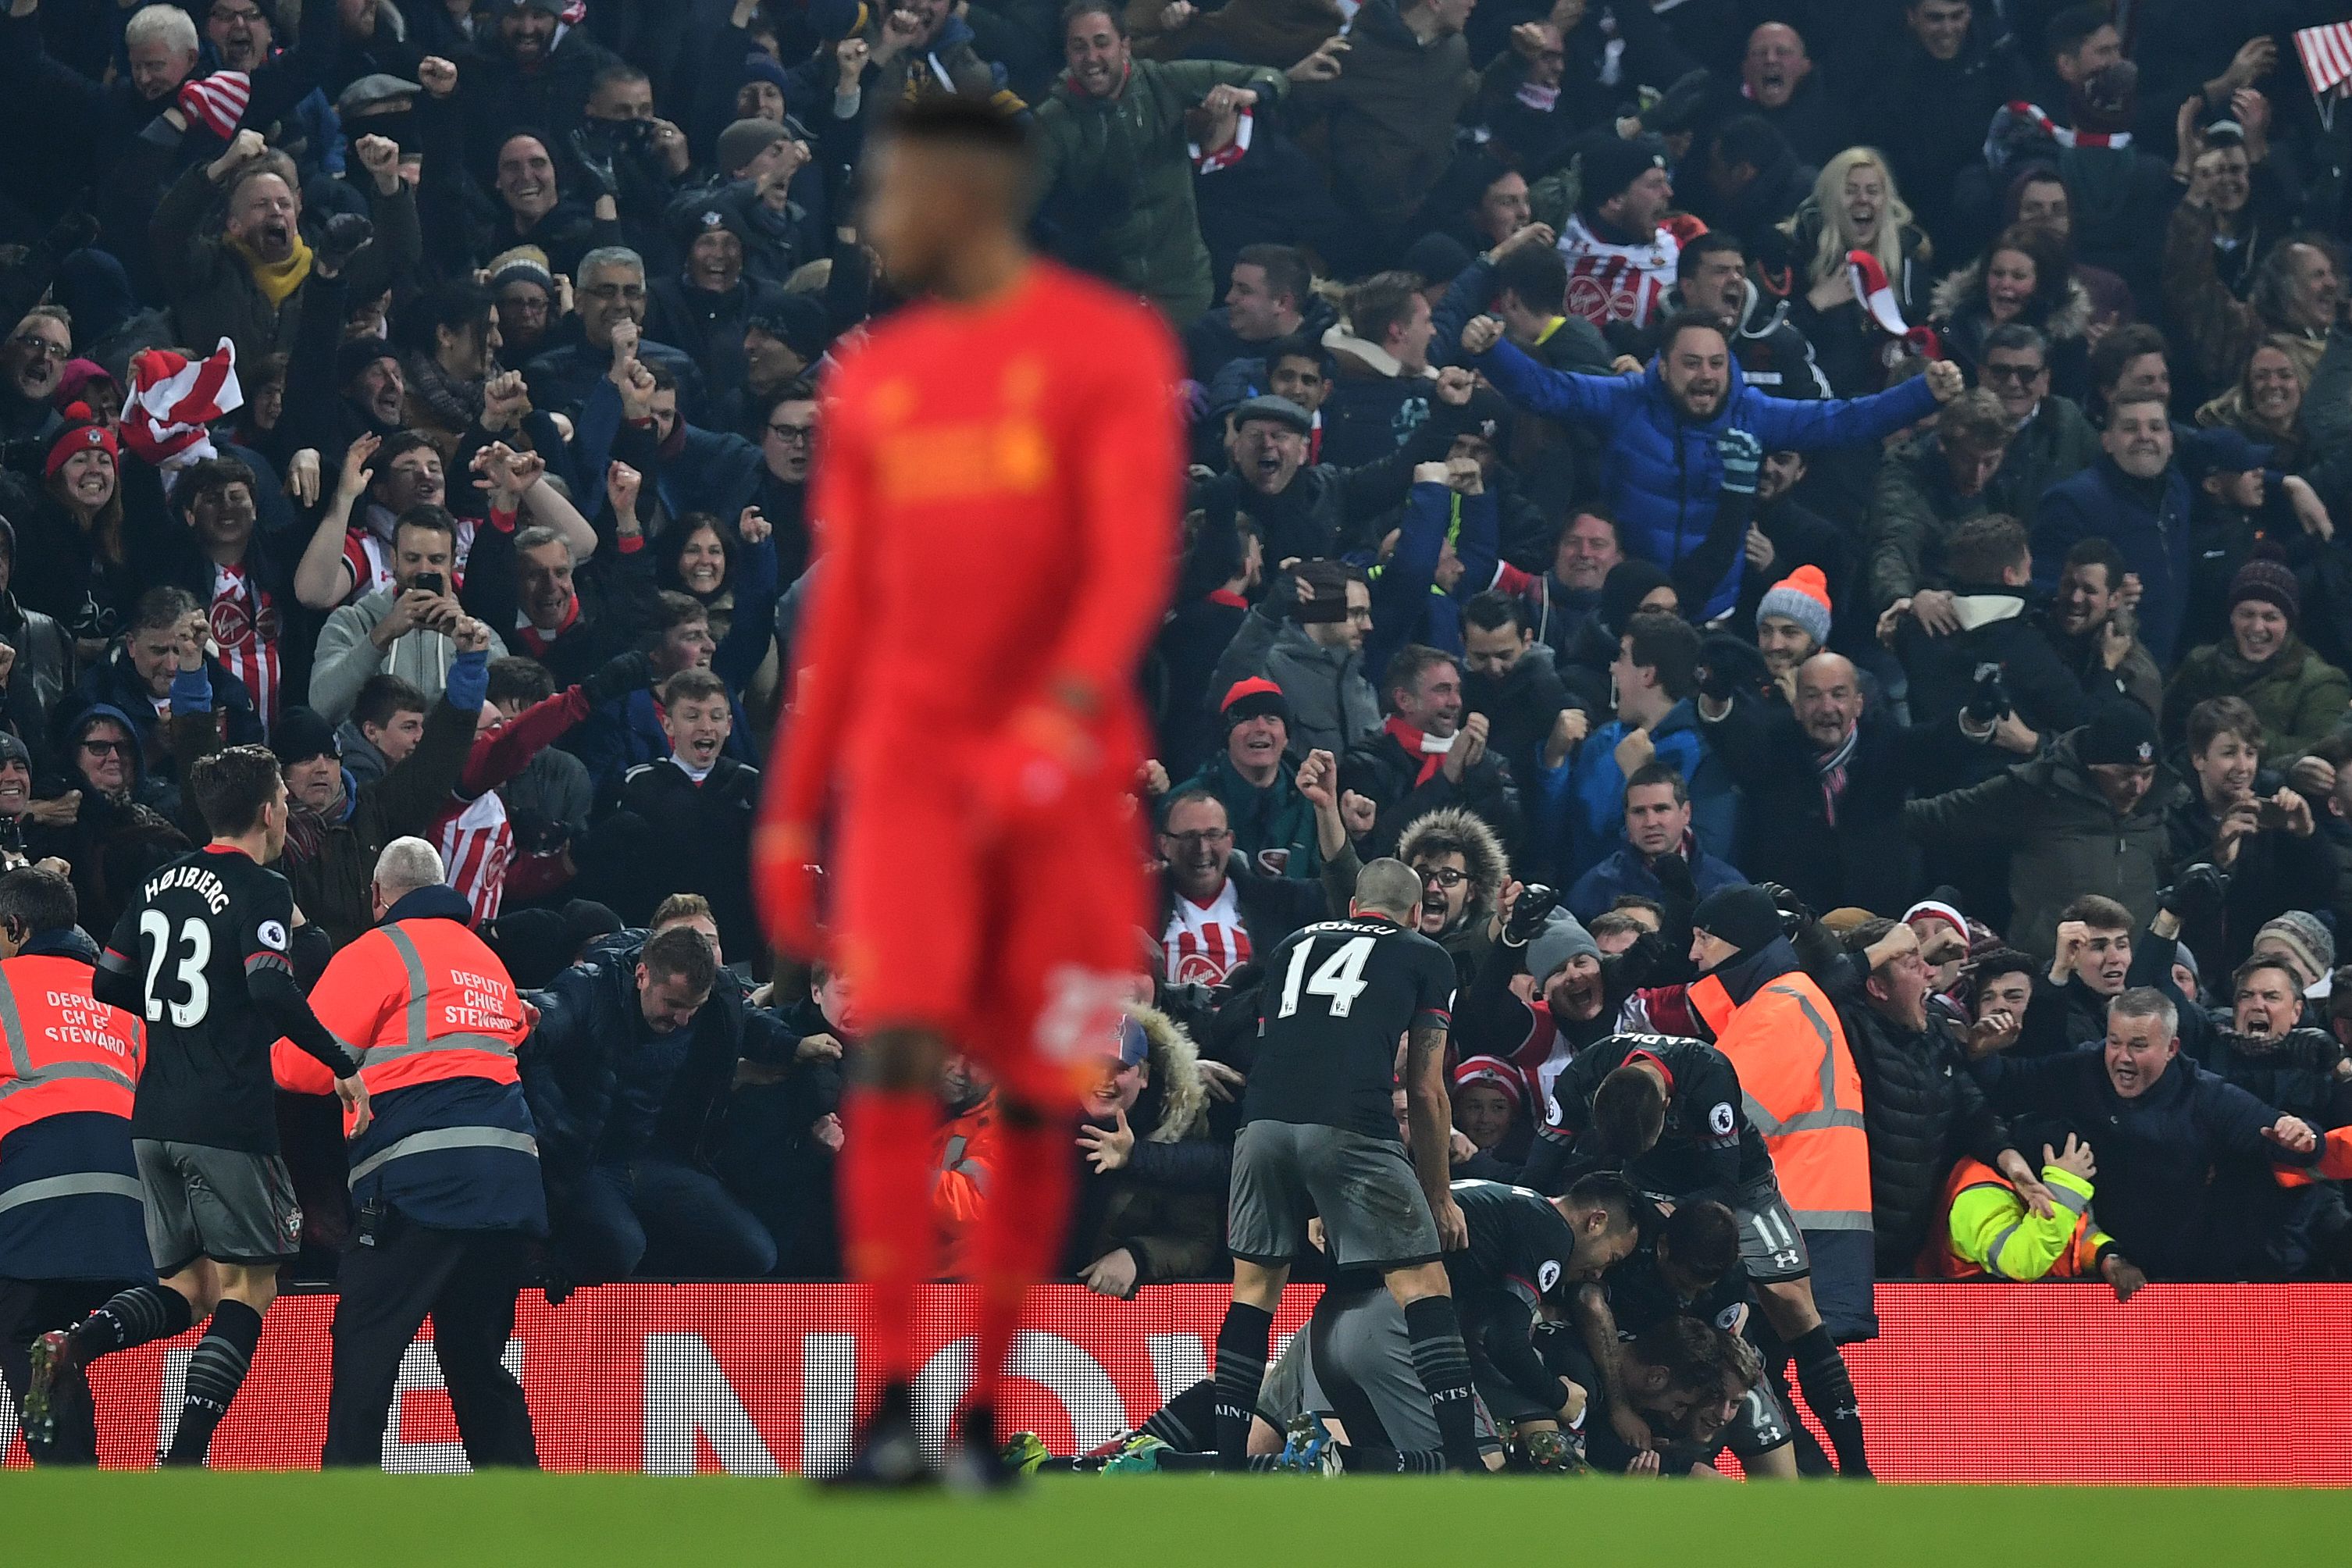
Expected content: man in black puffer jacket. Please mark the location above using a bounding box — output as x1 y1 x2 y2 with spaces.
1836 916 2037 1277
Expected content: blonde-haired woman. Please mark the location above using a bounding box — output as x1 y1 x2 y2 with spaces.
1780 148 1933 398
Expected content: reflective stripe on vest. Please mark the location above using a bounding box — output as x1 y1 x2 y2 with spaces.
0 957 141 1142
0 1171 144 1216
347 924 525 1095
347 1124 540 1188
1711 975 1871 1229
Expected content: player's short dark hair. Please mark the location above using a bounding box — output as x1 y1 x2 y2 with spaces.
879 94 1029 155
1624 761 1688 805
354 674 429 731
1492 244 1567 315
0 865 74 935
2089 322 2167 394
1463 589 1527 638
486 656 555 709
660 668 729 708
1623 611 1701 700
2057 543 2123 603
130 585 201 635
1631 1314 1723 1390
640 924 718 992
1941 513 2029 583
191 745 284 836
1677 230 1744 283
2043 3 2111 62
1384 644 1457 705
169 454 258 519
2058 893 2133 933
1234 244 1310 309
1656 308 1730 359
1595 1062 1668 1157
394 504 458 551
1661 1198 1739 1285
1348 272 1424 351
1566 1171 1641 1238
2186 695 2262 758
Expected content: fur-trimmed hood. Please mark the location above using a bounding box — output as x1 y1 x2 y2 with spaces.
1321 322 1437 383
1396 805 1511 921
1930 259 2093 344
1129 1003 1207 1143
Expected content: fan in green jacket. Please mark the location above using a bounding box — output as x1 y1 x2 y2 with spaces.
1034 5 1298 325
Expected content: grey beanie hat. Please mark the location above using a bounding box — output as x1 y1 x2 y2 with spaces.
1527 911 1600 985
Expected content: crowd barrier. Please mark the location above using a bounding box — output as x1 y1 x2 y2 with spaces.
7 1282 2350 1481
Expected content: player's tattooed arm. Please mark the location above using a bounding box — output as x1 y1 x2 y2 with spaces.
1404 1022 1467 1249
1573 1281 1652 1452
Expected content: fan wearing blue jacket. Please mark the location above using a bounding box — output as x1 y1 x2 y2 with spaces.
1459 311 1965 620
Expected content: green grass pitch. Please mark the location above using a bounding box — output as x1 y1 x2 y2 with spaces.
7 1473 2350 1565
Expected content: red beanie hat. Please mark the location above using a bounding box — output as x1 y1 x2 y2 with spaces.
45 405 117 481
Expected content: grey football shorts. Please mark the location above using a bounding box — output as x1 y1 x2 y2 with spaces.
134 1139 302 1276
1227 1120 1440 1271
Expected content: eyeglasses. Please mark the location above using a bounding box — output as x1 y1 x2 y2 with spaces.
9 335 67 362
1161 829 1232 849
1981 362 2044 383
80 739 130 757
1415 866 1468 888
766 422 816 443
582 283 647 301
212 2 266 20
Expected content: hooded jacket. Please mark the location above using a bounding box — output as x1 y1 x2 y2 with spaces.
1893 582 2097 738
310 588 510 728
1473 337 1939 621
1930 260 2094 399
1060 1005 1224 1286
1397 805 1509 985
1034 58 1289 326
1209 600 1383 760
1904 730 2188 960
29 704 193 939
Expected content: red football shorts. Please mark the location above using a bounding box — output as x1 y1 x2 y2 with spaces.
830 773 1148 1108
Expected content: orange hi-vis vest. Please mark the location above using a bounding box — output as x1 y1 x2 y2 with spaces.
0 953 144 1146
1690 968 1871 1234
274 917 528 1128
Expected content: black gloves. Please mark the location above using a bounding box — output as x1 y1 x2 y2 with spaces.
567 127 619 201
317 212 375 274
1696 633 1768 705
1759 881 1813 937
582 650 654 707
2156 862 2229 925
508 808 570 856
1504 883 1562 945
1964 667 2012 726
1651 852 1695 899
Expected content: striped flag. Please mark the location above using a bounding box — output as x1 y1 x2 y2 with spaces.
2297 23 2352 97
122 338 243 477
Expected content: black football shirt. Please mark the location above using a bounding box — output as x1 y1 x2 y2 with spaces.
1244 915 1456 1140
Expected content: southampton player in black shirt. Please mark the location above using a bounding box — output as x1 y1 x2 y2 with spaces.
24 747 369 1467
1213 859 1485 1471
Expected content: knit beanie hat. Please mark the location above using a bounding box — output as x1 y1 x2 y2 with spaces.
1527 911 1601 984
44 407 116 481
486 246 555 297
1755 564 1833 647
1400 231 1474 289
0 732 30 771
2075 701 2157 768
1452 1055 1525 1110
718 116 788 177
2228 552 2300 627
272 706 342 768
1691 883 1783 954
1600 559 1675 640
1578 135 1669 214
740 51 793 98
2254 911 2335 990
1221 676 1292 728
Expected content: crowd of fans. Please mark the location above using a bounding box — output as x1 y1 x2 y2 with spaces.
0 0 2348 1320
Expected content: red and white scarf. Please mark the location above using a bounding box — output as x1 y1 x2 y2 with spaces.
2002 100 2129 149
1384 715 1456 786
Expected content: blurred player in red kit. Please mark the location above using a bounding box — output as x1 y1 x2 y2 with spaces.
756 97 1183 1485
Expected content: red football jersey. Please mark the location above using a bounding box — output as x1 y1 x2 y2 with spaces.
760 262 1184 942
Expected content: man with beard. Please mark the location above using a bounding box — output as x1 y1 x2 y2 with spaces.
1567 764 1744 925
1611 231 1828 399
1457 895 1662 1126
1460 592 1582 798
460 0 623 167
1342 646 1520 861
2045 536 2161 714
311 508 507 726
1396 806 1511 989
1212 558 1382 761
1463 310 1962 622
0 309 67 453
152 130 415 366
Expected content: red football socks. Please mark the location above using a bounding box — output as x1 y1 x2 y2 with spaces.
966 1112 1073 1420
839 1086 941 1392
